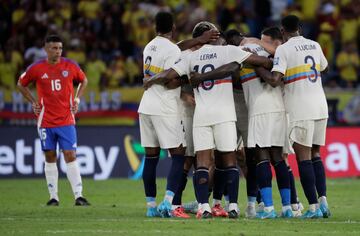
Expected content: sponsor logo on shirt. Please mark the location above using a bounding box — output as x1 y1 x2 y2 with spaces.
62 70 69 77
41 73 49 79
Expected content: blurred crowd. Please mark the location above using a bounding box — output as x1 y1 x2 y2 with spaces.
0 0 359 92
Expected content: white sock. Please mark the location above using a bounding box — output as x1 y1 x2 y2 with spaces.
319 196 328 206
247 201 256 208
229 203 238 212
291 203 299 211
264 206 274 212
201 203 211 213
309 204 317 212
213 199 222 207
282 205 292 212
172 205 180 210
45 162 59 201
66 160 83 199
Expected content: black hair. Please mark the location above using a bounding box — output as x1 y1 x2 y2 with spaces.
261 27 282 41
224 29 244 46
155 11 173 34
281 15 300 33
45 35 62 43
192 21 215 38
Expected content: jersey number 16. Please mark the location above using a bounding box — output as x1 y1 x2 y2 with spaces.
51 79 62 91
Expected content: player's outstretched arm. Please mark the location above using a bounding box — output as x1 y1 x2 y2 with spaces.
241 37 276 55
143 68 180 90
17 80 41 115
189 62 240 88
177 29 220 51
244 54 273 70
255 67 283 87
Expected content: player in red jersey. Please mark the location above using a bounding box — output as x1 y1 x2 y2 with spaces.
17 35 90 206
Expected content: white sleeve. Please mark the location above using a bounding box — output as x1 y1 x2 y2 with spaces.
163 47 181 70
171 53 191 77
271 45 287 75
318 43 328 71
226 45 252 64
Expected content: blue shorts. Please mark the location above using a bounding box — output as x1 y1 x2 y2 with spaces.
38 125 77 151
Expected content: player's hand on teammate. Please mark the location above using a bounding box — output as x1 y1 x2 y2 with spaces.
198 29 220 44
32 102 41 116
143 79 155 90
189 72 202 88
71 98 80 114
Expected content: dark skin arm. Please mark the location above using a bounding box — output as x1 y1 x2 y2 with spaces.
177 29 220 51
143 68 181 90
190 62 240 88
254 67 284 87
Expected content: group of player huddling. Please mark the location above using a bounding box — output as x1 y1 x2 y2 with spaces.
138 12 331 220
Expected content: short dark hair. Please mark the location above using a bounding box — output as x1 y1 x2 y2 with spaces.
155 11 173 34
192 21 216 38
281 15 300 33
261 27 282 41
224 29 244 46
45 35 62 43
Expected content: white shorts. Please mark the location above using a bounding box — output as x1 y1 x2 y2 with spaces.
283 113 295 154
183 116 194 156
288 119 327 147
247 112 286 148
139 114 186 149
193 121 237 152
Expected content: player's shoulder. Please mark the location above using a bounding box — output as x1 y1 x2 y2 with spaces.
25 59 47 72
61 57 82 69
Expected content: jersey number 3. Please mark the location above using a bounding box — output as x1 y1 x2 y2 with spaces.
304 55 318 83
51 79 62 91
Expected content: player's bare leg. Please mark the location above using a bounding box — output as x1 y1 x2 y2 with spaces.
63 150 90 206
194 149 213 219
312 145 330 217
143 147 161 217
44 150 59 206
270 147 292 217
293 143 322 218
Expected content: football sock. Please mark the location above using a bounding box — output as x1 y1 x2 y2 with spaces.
192 173 199 202
312 156 327 197
246 156 258 202
66 160 83 199
288 166 299 204
172 171 188 206
247 196 256 207
166 154 185 199
142 156 159 199
44 162 59 201
298 160 318 205
256 160 273 207
213 168 226 203
256 190 262 204
273 160 291 207
146 197 156 208
225 166 239 204
195 167 209 204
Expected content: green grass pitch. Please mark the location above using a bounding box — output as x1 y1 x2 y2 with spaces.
0 178 359 235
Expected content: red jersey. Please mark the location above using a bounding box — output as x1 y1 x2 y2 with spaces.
19 57 86 128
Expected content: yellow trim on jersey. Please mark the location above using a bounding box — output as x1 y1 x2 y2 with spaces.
285 64 320 77
143 64 164 78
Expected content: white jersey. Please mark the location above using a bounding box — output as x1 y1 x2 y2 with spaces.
179 50 195 118
138 36 181 116
272 36 328 122
172 44 252 127
240 43 285 116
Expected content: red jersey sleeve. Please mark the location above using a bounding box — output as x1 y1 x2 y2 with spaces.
19 65 37 87
72 63 86 83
